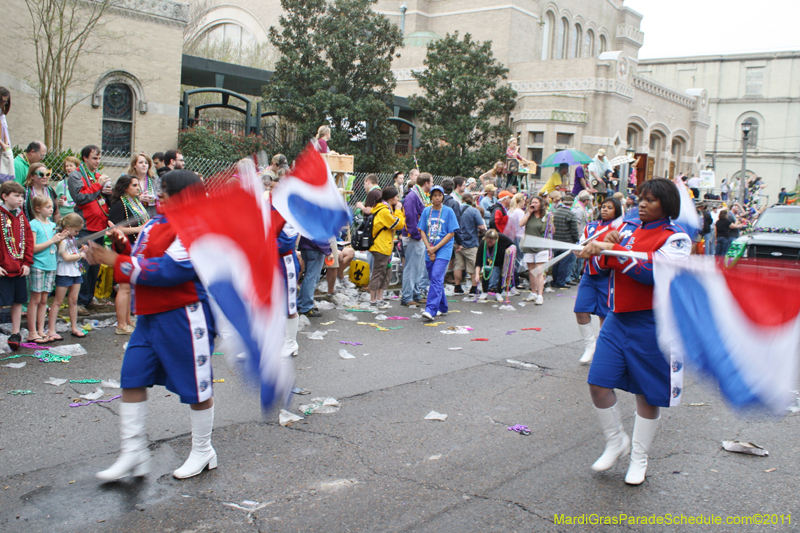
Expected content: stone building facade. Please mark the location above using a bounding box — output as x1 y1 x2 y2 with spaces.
639 51 800 197
1 0 187 155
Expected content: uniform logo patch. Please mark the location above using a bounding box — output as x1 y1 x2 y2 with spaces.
196 355 207 366
288 272 295 280
672 360 683 372
199 380 209 392
290 287 296 294
671 239 687 249
120 262 133 276
187 303 200 312
194 327 205 339
672 386 682 398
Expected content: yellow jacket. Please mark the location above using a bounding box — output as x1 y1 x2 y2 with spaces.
370 202 405 256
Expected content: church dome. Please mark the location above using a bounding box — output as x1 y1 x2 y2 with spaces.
404 30 442 47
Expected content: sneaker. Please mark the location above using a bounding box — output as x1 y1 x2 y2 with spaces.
535 295 544 305
495 293 504 302
401 300 420 307
376 301 391 310
77 305 90 316
544 287 555 293
469 286 478 295
421 311 434 321
454 285 464 294
436 310 447 317
509 287 519 296
301 309 324 318
478 293 488 301
525 292 537 302
7 333 21 351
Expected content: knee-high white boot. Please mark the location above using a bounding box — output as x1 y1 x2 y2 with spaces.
282 316 299 357
96 401 150 481
591 403 631 472
173 405 217 479
578 323 596 364
625 413 660 485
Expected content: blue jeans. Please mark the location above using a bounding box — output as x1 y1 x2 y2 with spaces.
298 249 325 313
569 256 583 283
715 238 730 257
479 266 502 293
424 257 449 315
401 237 426 303
703 232 715 255
552 252 576 287
77 228 102 306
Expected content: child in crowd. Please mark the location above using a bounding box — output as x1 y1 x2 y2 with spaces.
418 185 459 320
47 213 86 339
368 186 405 309
0 181 33 350
55 156 79 218
27 195 66 343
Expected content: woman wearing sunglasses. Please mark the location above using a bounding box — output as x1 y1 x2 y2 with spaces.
24 163 60 223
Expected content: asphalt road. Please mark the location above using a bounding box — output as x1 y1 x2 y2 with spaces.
0 289 798 533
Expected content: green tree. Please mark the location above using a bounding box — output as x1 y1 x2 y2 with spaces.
264 0 403 172
410 32 517 177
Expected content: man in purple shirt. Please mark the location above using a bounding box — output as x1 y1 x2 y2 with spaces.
572 165 596 196
401 173 432 305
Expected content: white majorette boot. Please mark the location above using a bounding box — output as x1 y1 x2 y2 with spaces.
282 316 299 357
625 413 660 485
173 405 217 479
578 323 596 364
96 401 150 481
591 403 631 472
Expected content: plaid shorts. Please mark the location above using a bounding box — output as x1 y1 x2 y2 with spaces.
28 268 56 293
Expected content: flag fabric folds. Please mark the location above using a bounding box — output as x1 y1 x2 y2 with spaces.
165 165 293 410
271 144 353 242
654 256 800 414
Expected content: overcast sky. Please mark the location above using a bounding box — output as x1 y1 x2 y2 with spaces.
626 0 800 59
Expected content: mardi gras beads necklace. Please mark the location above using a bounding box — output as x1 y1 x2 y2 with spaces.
1 210 25 259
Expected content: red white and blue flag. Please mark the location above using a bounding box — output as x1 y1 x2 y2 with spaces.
271 144 352 241
654 256 800 414
165 161 293 410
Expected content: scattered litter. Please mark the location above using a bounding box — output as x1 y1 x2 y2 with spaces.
279 409 304 426
428 454 442 461
362 353 369 356
345 309 373 313
506 331 516 335
440 326 472 335
80 388 104 401
300 397 340 415
689 403 709 407
411 313 422 319
471 338 489 341
507 359 537 369
321 321 335 326
44 377 68 386
722 441 768 456
123 342 128 350
339 341 362 346
424 411 448 421
462 297 474 302
20 343 47 349
339 313 358 322
37 351 73 363
298 315 311 330
82 318 117 328
374 314 388 321
302 330 329 340
764 467 777 473
424 321 446 327
223 500 272 512
3 362 26 368
386 316 409 320
101 379 121 388
357 321 388 331
448 347 463 351
498 305 515 311
518 302 526 307
315 301 336 310
212 379 225 383
70 379 101 384
449 310 460 313
508 424 531 436
70 395 121 408
408 304 418 308
521 328 542 331
338 349 356 359
471 311 483 314
49 344 87 356
7 390 34 395
389 326 403 330
291 387 311 395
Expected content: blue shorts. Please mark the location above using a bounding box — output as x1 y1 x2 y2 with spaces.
0 275 28 306
573 273 610 318
587 310 681 408
120 301 216 404
56 275 83 288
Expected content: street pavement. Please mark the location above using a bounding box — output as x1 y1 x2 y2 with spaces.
0 288 798 533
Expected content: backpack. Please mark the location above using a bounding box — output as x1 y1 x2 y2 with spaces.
487 203 505 230
352 214 387 251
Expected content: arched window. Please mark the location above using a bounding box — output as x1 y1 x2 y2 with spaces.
571 24 582 59
557 17 569 59
200 22 255 49
585 29 595 58
102 83 133 153
599 34 607 55
541 12 555 60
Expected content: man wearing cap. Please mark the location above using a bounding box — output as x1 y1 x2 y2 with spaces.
492 191 513 233
542 163 570 195
588 149 612 190
465 178 478 194
480 184 498 226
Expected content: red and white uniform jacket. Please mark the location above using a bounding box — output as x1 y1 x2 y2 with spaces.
113 215 206 316
594 218 691 313
582 219 616 277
